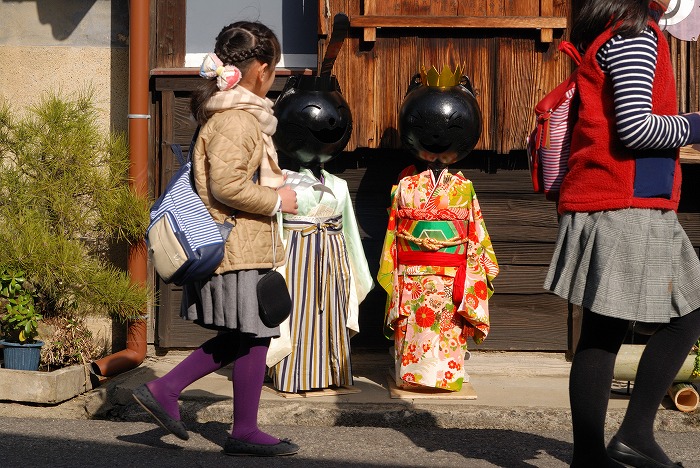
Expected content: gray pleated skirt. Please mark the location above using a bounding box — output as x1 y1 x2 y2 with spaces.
544 209 700 323
181 269 280 338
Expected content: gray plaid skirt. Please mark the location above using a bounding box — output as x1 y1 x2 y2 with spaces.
180 269 280 338
544 209 700 323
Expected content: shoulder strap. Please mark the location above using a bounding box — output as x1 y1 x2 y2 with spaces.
187 126 201 162
559 41 582 66
170 126 201 166
534 42 581 116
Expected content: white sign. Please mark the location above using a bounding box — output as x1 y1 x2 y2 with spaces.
663 0 700 41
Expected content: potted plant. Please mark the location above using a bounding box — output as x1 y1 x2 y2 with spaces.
0 90 150 373
0 268 44 370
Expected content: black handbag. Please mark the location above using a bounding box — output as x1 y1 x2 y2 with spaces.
257 270 292 327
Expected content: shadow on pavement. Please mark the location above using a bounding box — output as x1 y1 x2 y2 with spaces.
395 426 572 467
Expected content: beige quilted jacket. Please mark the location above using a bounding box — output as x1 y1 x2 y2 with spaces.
191 108 284 272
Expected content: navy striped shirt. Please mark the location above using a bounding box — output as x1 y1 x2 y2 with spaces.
596 26 697 149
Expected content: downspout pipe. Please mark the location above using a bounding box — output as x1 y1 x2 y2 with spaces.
92 0 150 377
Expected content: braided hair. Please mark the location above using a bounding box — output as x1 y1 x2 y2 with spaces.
191 21 281 124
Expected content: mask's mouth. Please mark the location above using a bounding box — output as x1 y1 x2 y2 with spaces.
311 126 346 144
420 142 450 154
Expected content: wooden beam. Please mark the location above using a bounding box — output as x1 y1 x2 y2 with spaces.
364 27 377 42
540 28 554 42
540 29 554 43
153 0 186 68
349 15 568 43
349 15 567 29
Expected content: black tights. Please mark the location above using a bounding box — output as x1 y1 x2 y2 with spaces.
569 308 700 467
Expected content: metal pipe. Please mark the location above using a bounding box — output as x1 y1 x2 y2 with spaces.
92 0 150 377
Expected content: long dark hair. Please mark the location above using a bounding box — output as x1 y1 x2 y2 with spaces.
191 21 281 124
570 0 654 53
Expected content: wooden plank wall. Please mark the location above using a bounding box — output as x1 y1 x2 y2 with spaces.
313 0 573 351
312 148 571 351
321 0 572 154
149 0 700 353
314 0 700 352
670 37 700 113
148 0 188 347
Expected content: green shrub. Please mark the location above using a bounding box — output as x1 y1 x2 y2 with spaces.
0 268 42 343
0 91 150 351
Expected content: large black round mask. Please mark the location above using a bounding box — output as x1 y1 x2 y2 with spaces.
273 75 352 167
398 74 482 167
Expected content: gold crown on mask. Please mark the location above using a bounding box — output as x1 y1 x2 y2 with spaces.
420 64 464 87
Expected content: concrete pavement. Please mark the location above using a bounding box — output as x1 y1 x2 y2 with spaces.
4 416 700 468
2 349 697 434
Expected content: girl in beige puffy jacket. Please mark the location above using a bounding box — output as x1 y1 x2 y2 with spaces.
132 21 300 457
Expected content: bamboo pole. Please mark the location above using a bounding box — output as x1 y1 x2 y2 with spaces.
613 345 699 382
667 383 699 413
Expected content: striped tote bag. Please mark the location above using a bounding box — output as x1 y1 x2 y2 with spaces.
527 41 582 201
146 128 233 285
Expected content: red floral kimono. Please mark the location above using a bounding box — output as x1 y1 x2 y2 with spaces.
377 169 498 391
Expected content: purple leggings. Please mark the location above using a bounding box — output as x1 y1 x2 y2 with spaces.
146 331 278 445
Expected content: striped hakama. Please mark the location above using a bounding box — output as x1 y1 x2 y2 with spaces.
269 214 354 392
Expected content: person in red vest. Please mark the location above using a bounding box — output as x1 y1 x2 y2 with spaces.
544 0 700 467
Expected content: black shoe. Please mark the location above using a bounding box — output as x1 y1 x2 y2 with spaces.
607 436 683 467
223 437 299 457
132 384 189 441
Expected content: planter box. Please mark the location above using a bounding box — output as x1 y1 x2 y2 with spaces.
0 364 97 404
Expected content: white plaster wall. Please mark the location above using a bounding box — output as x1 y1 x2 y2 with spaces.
0 0 129 135
0 46 129 135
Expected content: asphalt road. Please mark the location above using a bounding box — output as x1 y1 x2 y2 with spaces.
0 417 698 468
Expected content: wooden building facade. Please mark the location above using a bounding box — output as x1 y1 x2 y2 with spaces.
148 1 700 352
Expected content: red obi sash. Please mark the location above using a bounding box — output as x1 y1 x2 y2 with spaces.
396 250 467 306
